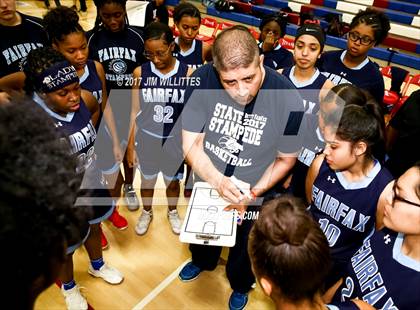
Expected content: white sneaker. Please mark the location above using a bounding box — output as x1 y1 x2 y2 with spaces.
168 209 182 235
61 285 88 310
135 209 153 235
88 263 124 284
123 184 140 211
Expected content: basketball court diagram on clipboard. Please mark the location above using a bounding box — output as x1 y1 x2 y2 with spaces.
180 182 238 247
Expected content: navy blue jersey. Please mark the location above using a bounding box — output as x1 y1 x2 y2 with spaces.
87 26 145 91
0 13 47 77
332 228 420 309
290 114 324 199
34 93 111 225
137 59 189 139
34 93 96 174
182 65 305 186
282 66 328 114
310 159 393 266
318 50 384 105
259 43 294 70
79 60 103 105
174 38 203 70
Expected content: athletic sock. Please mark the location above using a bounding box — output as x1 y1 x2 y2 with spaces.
62 279 76 291
91 257 105 271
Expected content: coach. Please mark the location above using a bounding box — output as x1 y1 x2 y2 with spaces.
179 25 306 310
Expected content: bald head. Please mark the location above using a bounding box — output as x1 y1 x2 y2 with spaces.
212 25 260 72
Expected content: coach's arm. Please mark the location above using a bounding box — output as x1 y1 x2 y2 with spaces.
183 129 246 204
183 127 297 213
251 152 296 197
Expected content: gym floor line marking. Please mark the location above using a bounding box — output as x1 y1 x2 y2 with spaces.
132 259 190 310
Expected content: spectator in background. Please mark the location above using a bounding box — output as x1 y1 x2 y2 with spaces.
132 0 169 25
324 13 343 38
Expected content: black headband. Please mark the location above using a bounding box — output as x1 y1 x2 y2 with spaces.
35 61 79 93
295 23 325 50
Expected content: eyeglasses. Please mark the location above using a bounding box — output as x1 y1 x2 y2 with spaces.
143 45 172 60
391 180 420 208
348 32 375 46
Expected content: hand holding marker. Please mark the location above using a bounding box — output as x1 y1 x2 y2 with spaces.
226 176 256 224
230 176 253 200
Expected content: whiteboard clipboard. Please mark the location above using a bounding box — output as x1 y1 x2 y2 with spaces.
180 182 238 247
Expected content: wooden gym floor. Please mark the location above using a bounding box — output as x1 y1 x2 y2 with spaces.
18 3 274 309
18 1 417 309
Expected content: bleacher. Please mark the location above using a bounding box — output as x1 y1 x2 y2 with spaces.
223 0 420 54
166 0 420 70
276 0 420 53
166 0 419 112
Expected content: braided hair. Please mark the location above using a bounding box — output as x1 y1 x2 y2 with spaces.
23 47 67 95
350 8 390 45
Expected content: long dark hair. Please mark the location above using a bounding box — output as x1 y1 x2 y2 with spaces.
323 83 385 134
325 103 385 164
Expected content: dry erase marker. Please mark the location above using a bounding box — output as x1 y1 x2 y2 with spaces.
230 176 252 200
